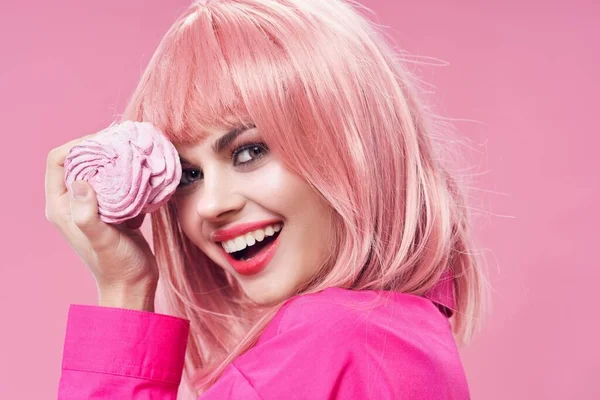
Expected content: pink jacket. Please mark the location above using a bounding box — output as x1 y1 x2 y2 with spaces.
58 284 469 399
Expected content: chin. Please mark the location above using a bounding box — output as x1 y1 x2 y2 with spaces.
239 278 296 306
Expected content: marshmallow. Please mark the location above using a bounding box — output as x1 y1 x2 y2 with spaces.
64 120 182 224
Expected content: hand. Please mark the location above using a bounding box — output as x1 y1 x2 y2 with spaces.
45 135 159 310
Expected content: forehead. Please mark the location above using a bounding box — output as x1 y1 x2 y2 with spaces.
174 138 208 161
174 127 220 160
164 106 253 145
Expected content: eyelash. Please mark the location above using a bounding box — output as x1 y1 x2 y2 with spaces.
178 141 269 189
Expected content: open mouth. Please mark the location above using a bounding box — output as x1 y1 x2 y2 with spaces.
219 222 283 262
229 229 281 261
217 222 282 276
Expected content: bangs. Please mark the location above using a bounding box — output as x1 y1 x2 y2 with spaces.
123 2 292 146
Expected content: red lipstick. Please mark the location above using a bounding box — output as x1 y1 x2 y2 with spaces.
219 234 280 276
213 219 283 276
212 219 282 242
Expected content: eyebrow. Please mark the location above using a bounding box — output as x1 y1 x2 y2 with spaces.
212 123 256 153
179 123 256 165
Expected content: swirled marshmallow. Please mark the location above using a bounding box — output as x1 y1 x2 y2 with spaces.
64 120 181 224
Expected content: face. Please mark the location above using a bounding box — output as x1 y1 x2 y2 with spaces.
173 124 334 305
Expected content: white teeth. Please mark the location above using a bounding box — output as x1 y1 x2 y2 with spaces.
220 223 282 253
245 233 256 247
254 229 265 242
234 237 246 251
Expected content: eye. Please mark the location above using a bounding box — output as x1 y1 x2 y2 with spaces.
232 143 268 166
178 168 203 187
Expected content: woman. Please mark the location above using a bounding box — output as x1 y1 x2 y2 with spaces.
47 0 487 398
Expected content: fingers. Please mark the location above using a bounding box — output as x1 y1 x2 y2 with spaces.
45 134 95 200
45 144 71 200
69 181 115 253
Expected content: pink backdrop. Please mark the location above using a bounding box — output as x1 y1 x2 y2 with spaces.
1 0 598 398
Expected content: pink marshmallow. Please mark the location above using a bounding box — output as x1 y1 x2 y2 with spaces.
64 121 182 224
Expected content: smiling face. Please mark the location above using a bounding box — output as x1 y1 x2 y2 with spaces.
173 124 334 305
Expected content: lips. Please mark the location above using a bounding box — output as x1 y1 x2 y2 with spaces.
63 121 181 224
219 232 281 276
213 220 283 276
212 219 282 242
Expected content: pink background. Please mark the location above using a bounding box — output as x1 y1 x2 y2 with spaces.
1 0 598 398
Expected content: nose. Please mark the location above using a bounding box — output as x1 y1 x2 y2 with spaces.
194 170 245 221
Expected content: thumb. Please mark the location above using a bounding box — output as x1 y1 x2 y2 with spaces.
69 181 114 252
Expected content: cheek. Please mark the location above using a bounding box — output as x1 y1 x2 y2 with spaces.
242 163 313 214
247 163 334 242
172 195 202 244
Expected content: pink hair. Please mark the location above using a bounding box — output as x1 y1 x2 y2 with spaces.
121 0 488 394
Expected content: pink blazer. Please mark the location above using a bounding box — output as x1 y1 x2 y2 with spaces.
58 280 469 399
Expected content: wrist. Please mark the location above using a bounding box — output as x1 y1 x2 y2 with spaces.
97 279 158 312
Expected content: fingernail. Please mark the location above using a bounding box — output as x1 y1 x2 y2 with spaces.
70 181 88 199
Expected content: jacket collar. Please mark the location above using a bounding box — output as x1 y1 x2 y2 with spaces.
424 269 455 318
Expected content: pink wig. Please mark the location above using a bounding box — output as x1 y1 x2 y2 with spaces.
121 0 488 393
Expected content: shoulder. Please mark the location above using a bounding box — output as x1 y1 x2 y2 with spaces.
273 287 450 340
233 288 469 399
263 287 460 366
